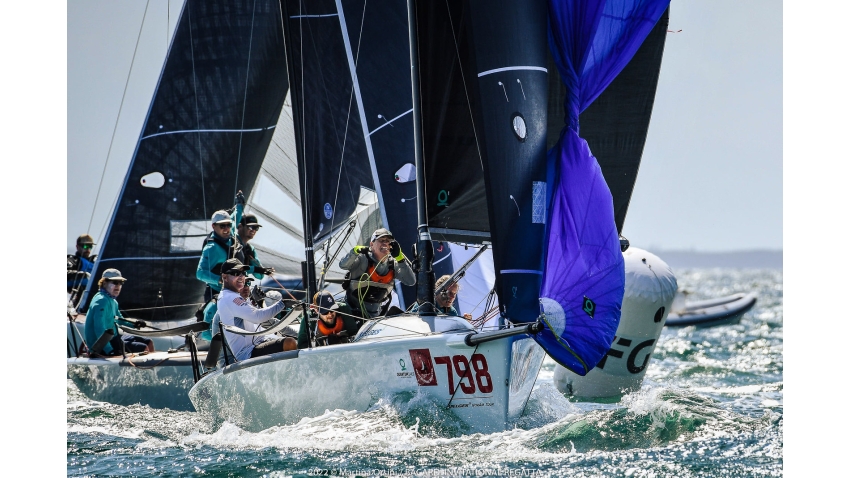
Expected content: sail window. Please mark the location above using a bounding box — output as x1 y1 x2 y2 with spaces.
394 163 416 183
140 172 166 188
170 220 210 253
511 114 527 142
532 181 546 224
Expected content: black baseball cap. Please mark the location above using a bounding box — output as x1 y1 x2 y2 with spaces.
220 258 250 275
315 291 340 314
240 214 262 227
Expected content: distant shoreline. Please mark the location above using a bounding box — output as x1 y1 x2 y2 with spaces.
648 249 782 270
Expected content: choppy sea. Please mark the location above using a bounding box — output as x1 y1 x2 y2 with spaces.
67 268 783 477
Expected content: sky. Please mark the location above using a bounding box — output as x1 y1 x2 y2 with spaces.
65 0 782 254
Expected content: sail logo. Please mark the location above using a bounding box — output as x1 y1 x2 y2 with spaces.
437 190 449 207
408 349 437 386
583 296 596 318
323 203 333 219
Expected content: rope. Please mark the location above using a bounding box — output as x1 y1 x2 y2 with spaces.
270 275 299 301
445 344 481 409
119 302 204 313
87 0 152 234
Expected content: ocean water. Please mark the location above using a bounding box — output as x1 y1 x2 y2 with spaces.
67 268 783 477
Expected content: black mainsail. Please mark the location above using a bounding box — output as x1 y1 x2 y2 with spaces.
80 0 289 321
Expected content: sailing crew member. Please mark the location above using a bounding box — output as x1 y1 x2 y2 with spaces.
235 213 274 280
338 228 416 318
297 291 362 348
83 269 153 355
409 274 473 320
67 234 97 304
217 258 296 360
197 208 240 302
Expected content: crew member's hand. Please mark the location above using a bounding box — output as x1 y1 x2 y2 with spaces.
463 313 472 321
235 190 246 206
390 240 401 258
260 266 275 275
135 320 147 329
354 245 369 254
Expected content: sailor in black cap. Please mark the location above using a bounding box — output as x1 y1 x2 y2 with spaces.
338 228 415 318
235 212 274 279
297 291 362 348
217 258 296 360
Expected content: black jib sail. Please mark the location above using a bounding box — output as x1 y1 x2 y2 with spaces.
415 0 550 325
80 0 289 321
280 0 452 308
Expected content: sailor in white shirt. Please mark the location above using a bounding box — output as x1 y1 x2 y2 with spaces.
217 258 296 361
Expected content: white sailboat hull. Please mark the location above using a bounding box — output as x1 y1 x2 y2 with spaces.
190 316 545 434
67 351 205 411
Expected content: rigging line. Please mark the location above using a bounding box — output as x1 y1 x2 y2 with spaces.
86 0 152 234
187 2 208 222
329 0 368 231
446 343 481 409
234 0 259 197
443 0 485 170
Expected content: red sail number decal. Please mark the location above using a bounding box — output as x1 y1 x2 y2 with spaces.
433 354 492 395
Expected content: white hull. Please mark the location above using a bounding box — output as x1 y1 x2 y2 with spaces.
190 315 545 434
67 351 205 411
554 247 677 399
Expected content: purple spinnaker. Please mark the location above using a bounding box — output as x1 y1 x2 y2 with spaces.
538 0 669 375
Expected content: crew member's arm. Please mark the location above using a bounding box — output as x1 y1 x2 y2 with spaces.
339 247 368 273
225 294 286 326
196 244 223 287
394 257 416 286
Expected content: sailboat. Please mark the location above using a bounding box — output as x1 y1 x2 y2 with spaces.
67 0 295 410
189 0 671 433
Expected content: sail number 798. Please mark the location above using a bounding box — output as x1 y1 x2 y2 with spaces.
434 354 493 394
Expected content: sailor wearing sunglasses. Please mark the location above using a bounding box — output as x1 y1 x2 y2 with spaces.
67 234 97 305
217 258 297 360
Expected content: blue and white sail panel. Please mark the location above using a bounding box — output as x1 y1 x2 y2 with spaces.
538 0 669 374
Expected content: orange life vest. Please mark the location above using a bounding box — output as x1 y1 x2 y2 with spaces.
316 317 344 336
365 262 395 284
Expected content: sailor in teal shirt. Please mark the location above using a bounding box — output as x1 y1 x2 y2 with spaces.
84 269 151 355
196 206 242 301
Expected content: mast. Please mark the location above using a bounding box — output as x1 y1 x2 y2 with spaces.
407 0 434 315
280 0 317 302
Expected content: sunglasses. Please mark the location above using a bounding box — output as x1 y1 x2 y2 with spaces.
81 244 93 250
215 223 232 229
225 271 246 277
247 225 260 231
